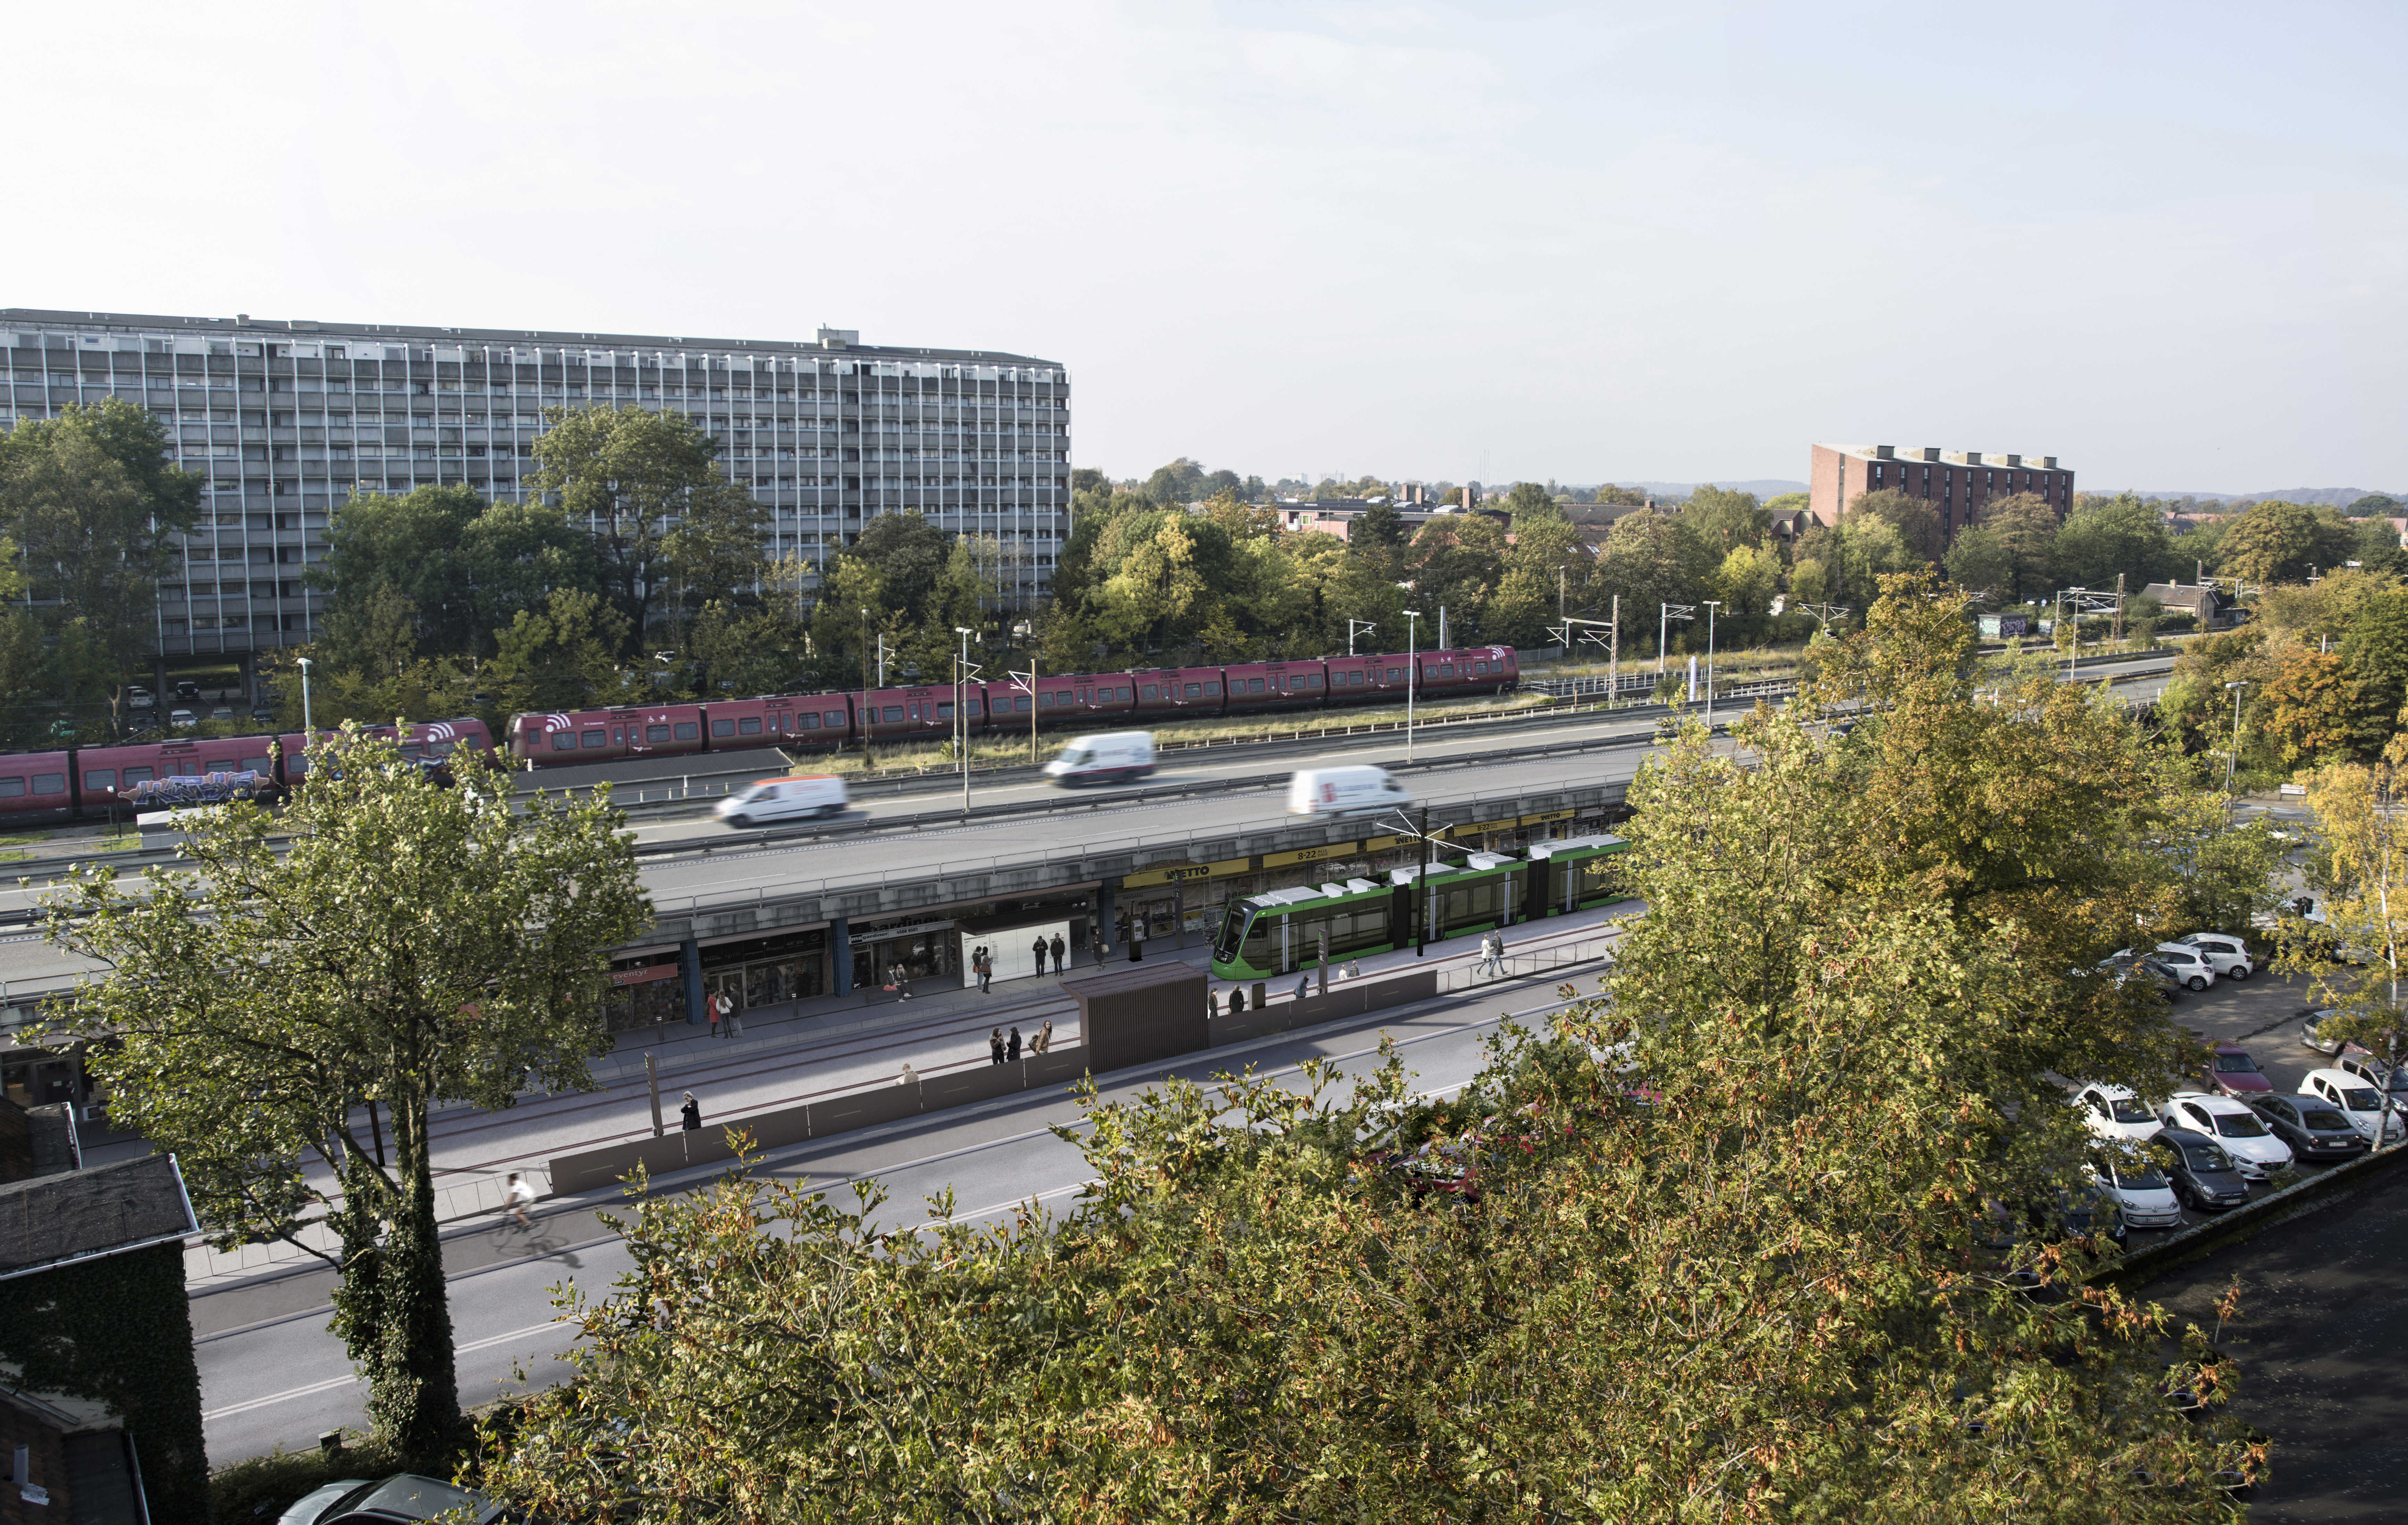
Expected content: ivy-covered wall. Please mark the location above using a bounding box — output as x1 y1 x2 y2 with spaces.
0 1242 206 1525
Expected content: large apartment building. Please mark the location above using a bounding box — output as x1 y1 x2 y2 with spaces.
1809 444 2073 539
0 309 1072 660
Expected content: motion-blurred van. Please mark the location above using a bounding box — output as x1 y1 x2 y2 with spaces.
1287 764 1411 819
716 774 847 827
1043 731 1156 786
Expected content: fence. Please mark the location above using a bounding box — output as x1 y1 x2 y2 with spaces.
1437 934 1616 995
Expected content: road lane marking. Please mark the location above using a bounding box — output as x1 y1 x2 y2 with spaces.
203 1318 570 1421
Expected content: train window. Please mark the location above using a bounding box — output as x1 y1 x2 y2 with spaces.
551 733 577 751
0 778 22 798
937 702 954 720
288 757 311 775
672 722 699 740
646 725 672 743
1182 683 1199 699
826 710 845 726
123 767 154 785
1206 682 1222 695
1012 696 1030 712
738 717 763 735
1387 667 1401 680
84 769 116 790
242 756 271 773
427 743 453 758
1440 664 1454 677
31 774 61 795
797 714 817 730
882 707 904 723
1144 685 1158 699
712 719 735 737
205 758 237 772
574 730 600 749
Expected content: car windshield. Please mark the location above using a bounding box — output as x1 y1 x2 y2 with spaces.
2214 1053 2260 1073
2302 1108 2354 1131
2212 1113 2270 1138
2108 1098 2153 1123
2184 1142 2235 1172
2343 1088 2384 1110
2107 1160 2167 1190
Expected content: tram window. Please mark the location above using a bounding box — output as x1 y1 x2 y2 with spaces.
712 719 735 737
738 717 762 735
646 725 672 743
31 774 61 795
0 778 22 798
672 722 699 740
582 730 606 749
1240 912 1279 970
1333 906 1388 953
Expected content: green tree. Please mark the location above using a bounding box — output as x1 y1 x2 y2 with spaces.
2052 491 2175 594
2352 516 2408 576
486 588 632 715
0 400 199 721
1842 486 1944 563
2217 499 2354 586
1979 492 2063 603
1351 498 1405 555
1680 482 1770 555
2278 755 2408 1082
527 406 768 653
2339 582 2408 755
314 486 485 657
1142 456 1210 504
1943 524 2014 600
1590 513 1713 655
2346 493 2400 518
41 734 645 1462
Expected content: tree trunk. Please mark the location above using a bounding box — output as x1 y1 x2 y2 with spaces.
368 1094 461 1463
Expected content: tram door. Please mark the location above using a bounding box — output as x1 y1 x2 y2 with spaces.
1390 885 1414 948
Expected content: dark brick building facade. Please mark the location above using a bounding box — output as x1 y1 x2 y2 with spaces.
1809 444 2074 540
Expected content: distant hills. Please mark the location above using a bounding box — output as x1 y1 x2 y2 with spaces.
2131 488 2400 509
1575 480 1808 501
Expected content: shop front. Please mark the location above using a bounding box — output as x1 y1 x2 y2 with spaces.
849 916 962 994
601 951 687 1033
701 928 829 1016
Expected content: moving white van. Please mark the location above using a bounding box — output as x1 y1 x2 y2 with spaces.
715 774 848 827
1287 765 1411 819
1043 731 1157 787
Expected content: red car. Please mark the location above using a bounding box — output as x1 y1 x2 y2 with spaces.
2204 1043 2273 1098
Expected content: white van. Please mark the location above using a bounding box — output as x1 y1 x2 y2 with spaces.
715 774 848 827
1043 731 1157 787
1288 765 1411 819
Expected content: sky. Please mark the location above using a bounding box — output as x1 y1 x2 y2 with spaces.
8 1 2405 494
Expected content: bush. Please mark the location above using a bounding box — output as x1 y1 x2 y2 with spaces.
209 1435 409 1523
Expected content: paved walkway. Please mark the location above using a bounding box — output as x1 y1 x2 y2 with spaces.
177 907 1628 1293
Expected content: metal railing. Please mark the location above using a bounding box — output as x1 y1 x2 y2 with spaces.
1437 934 1618 995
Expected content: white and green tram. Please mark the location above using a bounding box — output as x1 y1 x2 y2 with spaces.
1207 834 1628 981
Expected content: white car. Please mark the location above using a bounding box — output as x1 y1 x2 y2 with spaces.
167 708 198 731
2159 1091 2294 1180
2074 1082 2161 1143
2301 1068 2408 1144
2085 1146 2183 1231
2170 933 2254 980
2144 944 2218 991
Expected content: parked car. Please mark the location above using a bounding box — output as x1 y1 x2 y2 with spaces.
276 1472 504 1525
172 679 200 702
2202 1043 2273 1098
2300 1068 2407 1144
2085 1146 2184 1231
208 705 235 723
2074 1082 2163 1143
2336 1052 2408 1115
2302 1009 2347 1054
2155 1126 2253 1212
126 685 154 709
2170 933 2254 980
2098 952 2180 996
2244 1093 2371 1163
2159 1091 2294 1180
250 705 278 724
167 708 197 731
2141 944 2218 991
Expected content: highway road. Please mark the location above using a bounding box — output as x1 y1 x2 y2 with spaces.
194 964 1594 1462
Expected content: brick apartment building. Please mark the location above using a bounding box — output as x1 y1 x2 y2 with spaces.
1809 444 2074 540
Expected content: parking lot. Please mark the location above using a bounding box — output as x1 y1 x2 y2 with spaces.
2098 963 2359 1243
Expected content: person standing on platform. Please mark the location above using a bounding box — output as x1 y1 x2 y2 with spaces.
1050 933 1067 976
1090 927 1106 966
680 1092 701 1132
1031 935 1049 979
1033 1018 1053 1053
976 947 992 993
1007 1026 1022 1062
1229 986 1246 1014
989 1027 1006 1065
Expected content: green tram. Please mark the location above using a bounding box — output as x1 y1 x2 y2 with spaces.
1208 833 1628 981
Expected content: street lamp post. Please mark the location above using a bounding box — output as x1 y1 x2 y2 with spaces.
2225 680 2251 794
955 627 976 818
1402 609 1422 762
858 608 874 770
1702 601 1722 725
295 656 313 733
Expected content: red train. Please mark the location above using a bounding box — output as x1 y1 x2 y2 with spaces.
0 718 495 822
505 646 1518 766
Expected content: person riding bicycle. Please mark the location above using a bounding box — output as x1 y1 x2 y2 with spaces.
504 1172 537 1229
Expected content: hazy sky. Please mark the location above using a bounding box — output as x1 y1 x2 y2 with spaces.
11 2 2404 492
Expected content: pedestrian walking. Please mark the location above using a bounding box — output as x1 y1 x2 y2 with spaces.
1033 1018 1053 1053
1031 935 1049 977
1294 972 1311 1001
1007 1026 1023 1062
679 1092 701 1132
1050 933 1067 975
1492 929 1509 977
503 1172 537 1228
990 1027 1006 1065
897 1062 918 1087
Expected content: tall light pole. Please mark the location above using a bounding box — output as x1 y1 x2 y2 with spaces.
858 608 874 770
295 656 313 734
2225 680 2251 794
1702 601 1722 725
1402 609 1422 762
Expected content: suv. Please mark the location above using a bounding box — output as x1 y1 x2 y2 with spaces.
2171 933 2254 980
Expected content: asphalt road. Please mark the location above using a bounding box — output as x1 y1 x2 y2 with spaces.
193 968 1594 1463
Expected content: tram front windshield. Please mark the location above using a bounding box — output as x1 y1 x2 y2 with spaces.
1213 903 1250 963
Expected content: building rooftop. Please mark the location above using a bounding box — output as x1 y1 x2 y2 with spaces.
0 1155 196 1281
1 308 1060 369
1819 443 2066 470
